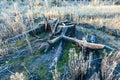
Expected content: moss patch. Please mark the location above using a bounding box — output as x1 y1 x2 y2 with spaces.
33 50 42 55
36 63 48 80
23 56 36 67
17 39 25 48
38 32 49 38
57 42 80 72
28 36 36 41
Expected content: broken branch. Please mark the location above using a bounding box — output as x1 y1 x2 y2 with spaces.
62 35 114 50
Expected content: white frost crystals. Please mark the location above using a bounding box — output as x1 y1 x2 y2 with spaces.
10 72 25 80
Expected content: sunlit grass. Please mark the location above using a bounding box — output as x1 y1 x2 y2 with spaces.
34 5 120 29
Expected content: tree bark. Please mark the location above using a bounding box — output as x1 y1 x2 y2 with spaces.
62 35 114 50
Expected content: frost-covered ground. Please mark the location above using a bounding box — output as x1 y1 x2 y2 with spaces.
0 0 120 80
0 1 120 40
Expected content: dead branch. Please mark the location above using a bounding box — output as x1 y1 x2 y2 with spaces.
52 19 59 34
48 35 62 44
62 35 114 50
38 42 50 52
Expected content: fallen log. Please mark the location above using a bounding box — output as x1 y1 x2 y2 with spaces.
62 35 114 50
32 21 75 52
47 23 113 51
33 33 52 42
49 23 72 72
0 24 46 44
49 41 63 72
28 24 46 37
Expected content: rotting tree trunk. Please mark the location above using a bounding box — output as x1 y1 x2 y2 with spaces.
48 35 114 51
49 41 63 71
49 23 74 71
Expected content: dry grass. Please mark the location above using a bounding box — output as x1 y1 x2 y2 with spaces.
33 5 120 29
54 48 120 80
0 1 120 48
0 2 120 33
44 5 120 17
81 18 120 30
0 2 119 55
0 1 120 80
101 51 120 79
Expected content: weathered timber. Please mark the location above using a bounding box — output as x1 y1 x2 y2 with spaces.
49 41 63 71
62 24 75 37
47 18 62 35
52 19 59 34
33 33 52 42
0 24 46 44
49 23 71 72
54 27 62 35
48 24 75 44
62 35 114 50
38 42 50 52
28 24 47 36
43 15 49 31
48 35 62 44
38 24 75 53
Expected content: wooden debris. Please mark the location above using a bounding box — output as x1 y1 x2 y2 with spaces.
62 35 114 50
